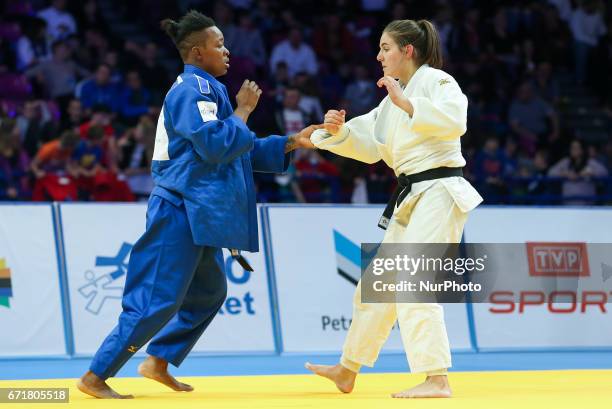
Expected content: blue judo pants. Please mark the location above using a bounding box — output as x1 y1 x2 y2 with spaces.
90 194 227 379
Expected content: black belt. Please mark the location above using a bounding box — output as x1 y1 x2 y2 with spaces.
230 249 254 271
378 166 463 230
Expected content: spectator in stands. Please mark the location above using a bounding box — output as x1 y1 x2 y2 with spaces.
31 130 80 201
0 118 30 200
16 99 55 158
38 0 77 41
570 0 607 85
531 61 560 104
312 14 355 64
72 125 133 201
15 17 50 71
270 27 318 78
293 72 324 123
548 139 608 204
25 40 89 113
123 42 170 104
269 61 290 103
474 136 507 203
231 13 266 67
295 150 340 202
117 116 154 199
59 99 85 132
78 105 118 171
80 64 120 113
275 86 314 135
119 70 155 126
508 81 560 156
341 64 378 118
213 2 237 51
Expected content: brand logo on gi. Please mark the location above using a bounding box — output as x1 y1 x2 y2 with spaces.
127 345 138 353
79 243 133 315
0 258 13 308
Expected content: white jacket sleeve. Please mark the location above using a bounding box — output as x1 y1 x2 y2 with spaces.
406 74 468 141
310 106 381 164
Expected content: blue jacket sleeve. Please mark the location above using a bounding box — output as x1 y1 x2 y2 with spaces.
171 87 254 164
250 135 291 173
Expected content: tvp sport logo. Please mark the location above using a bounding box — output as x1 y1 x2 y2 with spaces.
526 242 589 277
0 258 12 308
79 243 132 315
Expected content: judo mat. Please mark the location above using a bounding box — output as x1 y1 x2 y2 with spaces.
0 369 610 409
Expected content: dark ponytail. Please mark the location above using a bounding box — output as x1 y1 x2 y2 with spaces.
160 10 215 59
160 18 180 44
383 19 444 69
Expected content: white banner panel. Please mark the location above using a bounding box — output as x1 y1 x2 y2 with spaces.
0 205 66 357
60 203 274 355
464 207 612 349
267 205 473 354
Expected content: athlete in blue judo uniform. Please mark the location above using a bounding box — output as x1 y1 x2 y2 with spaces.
78 11 320 399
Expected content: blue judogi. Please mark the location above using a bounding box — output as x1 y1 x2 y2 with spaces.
90 64 289 379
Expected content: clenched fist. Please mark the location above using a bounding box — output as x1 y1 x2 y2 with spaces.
236 79 262 114
324 109 345 135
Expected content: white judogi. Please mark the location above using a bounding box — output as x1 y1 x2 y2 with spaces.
311 64 482 374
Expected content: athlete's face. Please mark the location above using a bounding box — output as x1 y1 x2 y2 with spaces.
189 26 230 77
376 32 413 79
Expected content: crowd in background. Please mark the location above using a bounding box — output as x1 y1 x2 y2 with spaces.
0 0 611 205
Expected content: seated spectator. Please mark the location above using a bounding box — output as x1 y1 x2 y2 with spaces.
295 150 340 202
31 130 80 201
231 13 267 67
269 27 318 78
269 61 290 104
37 0 77 40
79 64 120 113
275 87 315 135
16 17 50 71
73 125 133 202
78 105 118 171
341 64 378 118
119 70 155 126
0 35 16 73
531 61 560 104
16 99 55 158
293 72 324 123
548 139 609 204
508 81 559 156
474 136 508 203
25 40 89 112
124 41 170 104
117 116 155 199
312 14 355 63
59 99 85 132
0 118 30 200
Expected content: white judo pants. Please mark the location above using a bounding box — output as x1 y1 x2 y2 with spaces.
341 181 468 374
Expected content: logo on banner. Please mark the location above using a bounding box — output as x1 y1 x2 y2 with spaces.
78 243 132 314
490 242 607 314
333 230 379 286
526 242 590 277
0 258 13 308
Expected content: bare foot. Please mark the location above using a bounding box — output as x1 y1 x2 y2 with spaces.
391 375 452 398
304 362 356 393
138 356 193 392
76 371 133 399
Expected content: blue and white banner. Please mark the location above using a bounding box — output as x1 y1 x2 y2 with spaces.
60 203 275 356
0 205 66 357
266 205 473 353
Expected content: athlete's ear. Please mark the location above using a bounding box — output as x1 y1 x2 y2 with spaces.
405 44 414 59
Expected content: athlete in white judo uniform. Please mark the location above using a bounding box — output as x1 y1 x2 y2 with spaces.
306 19 482 398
